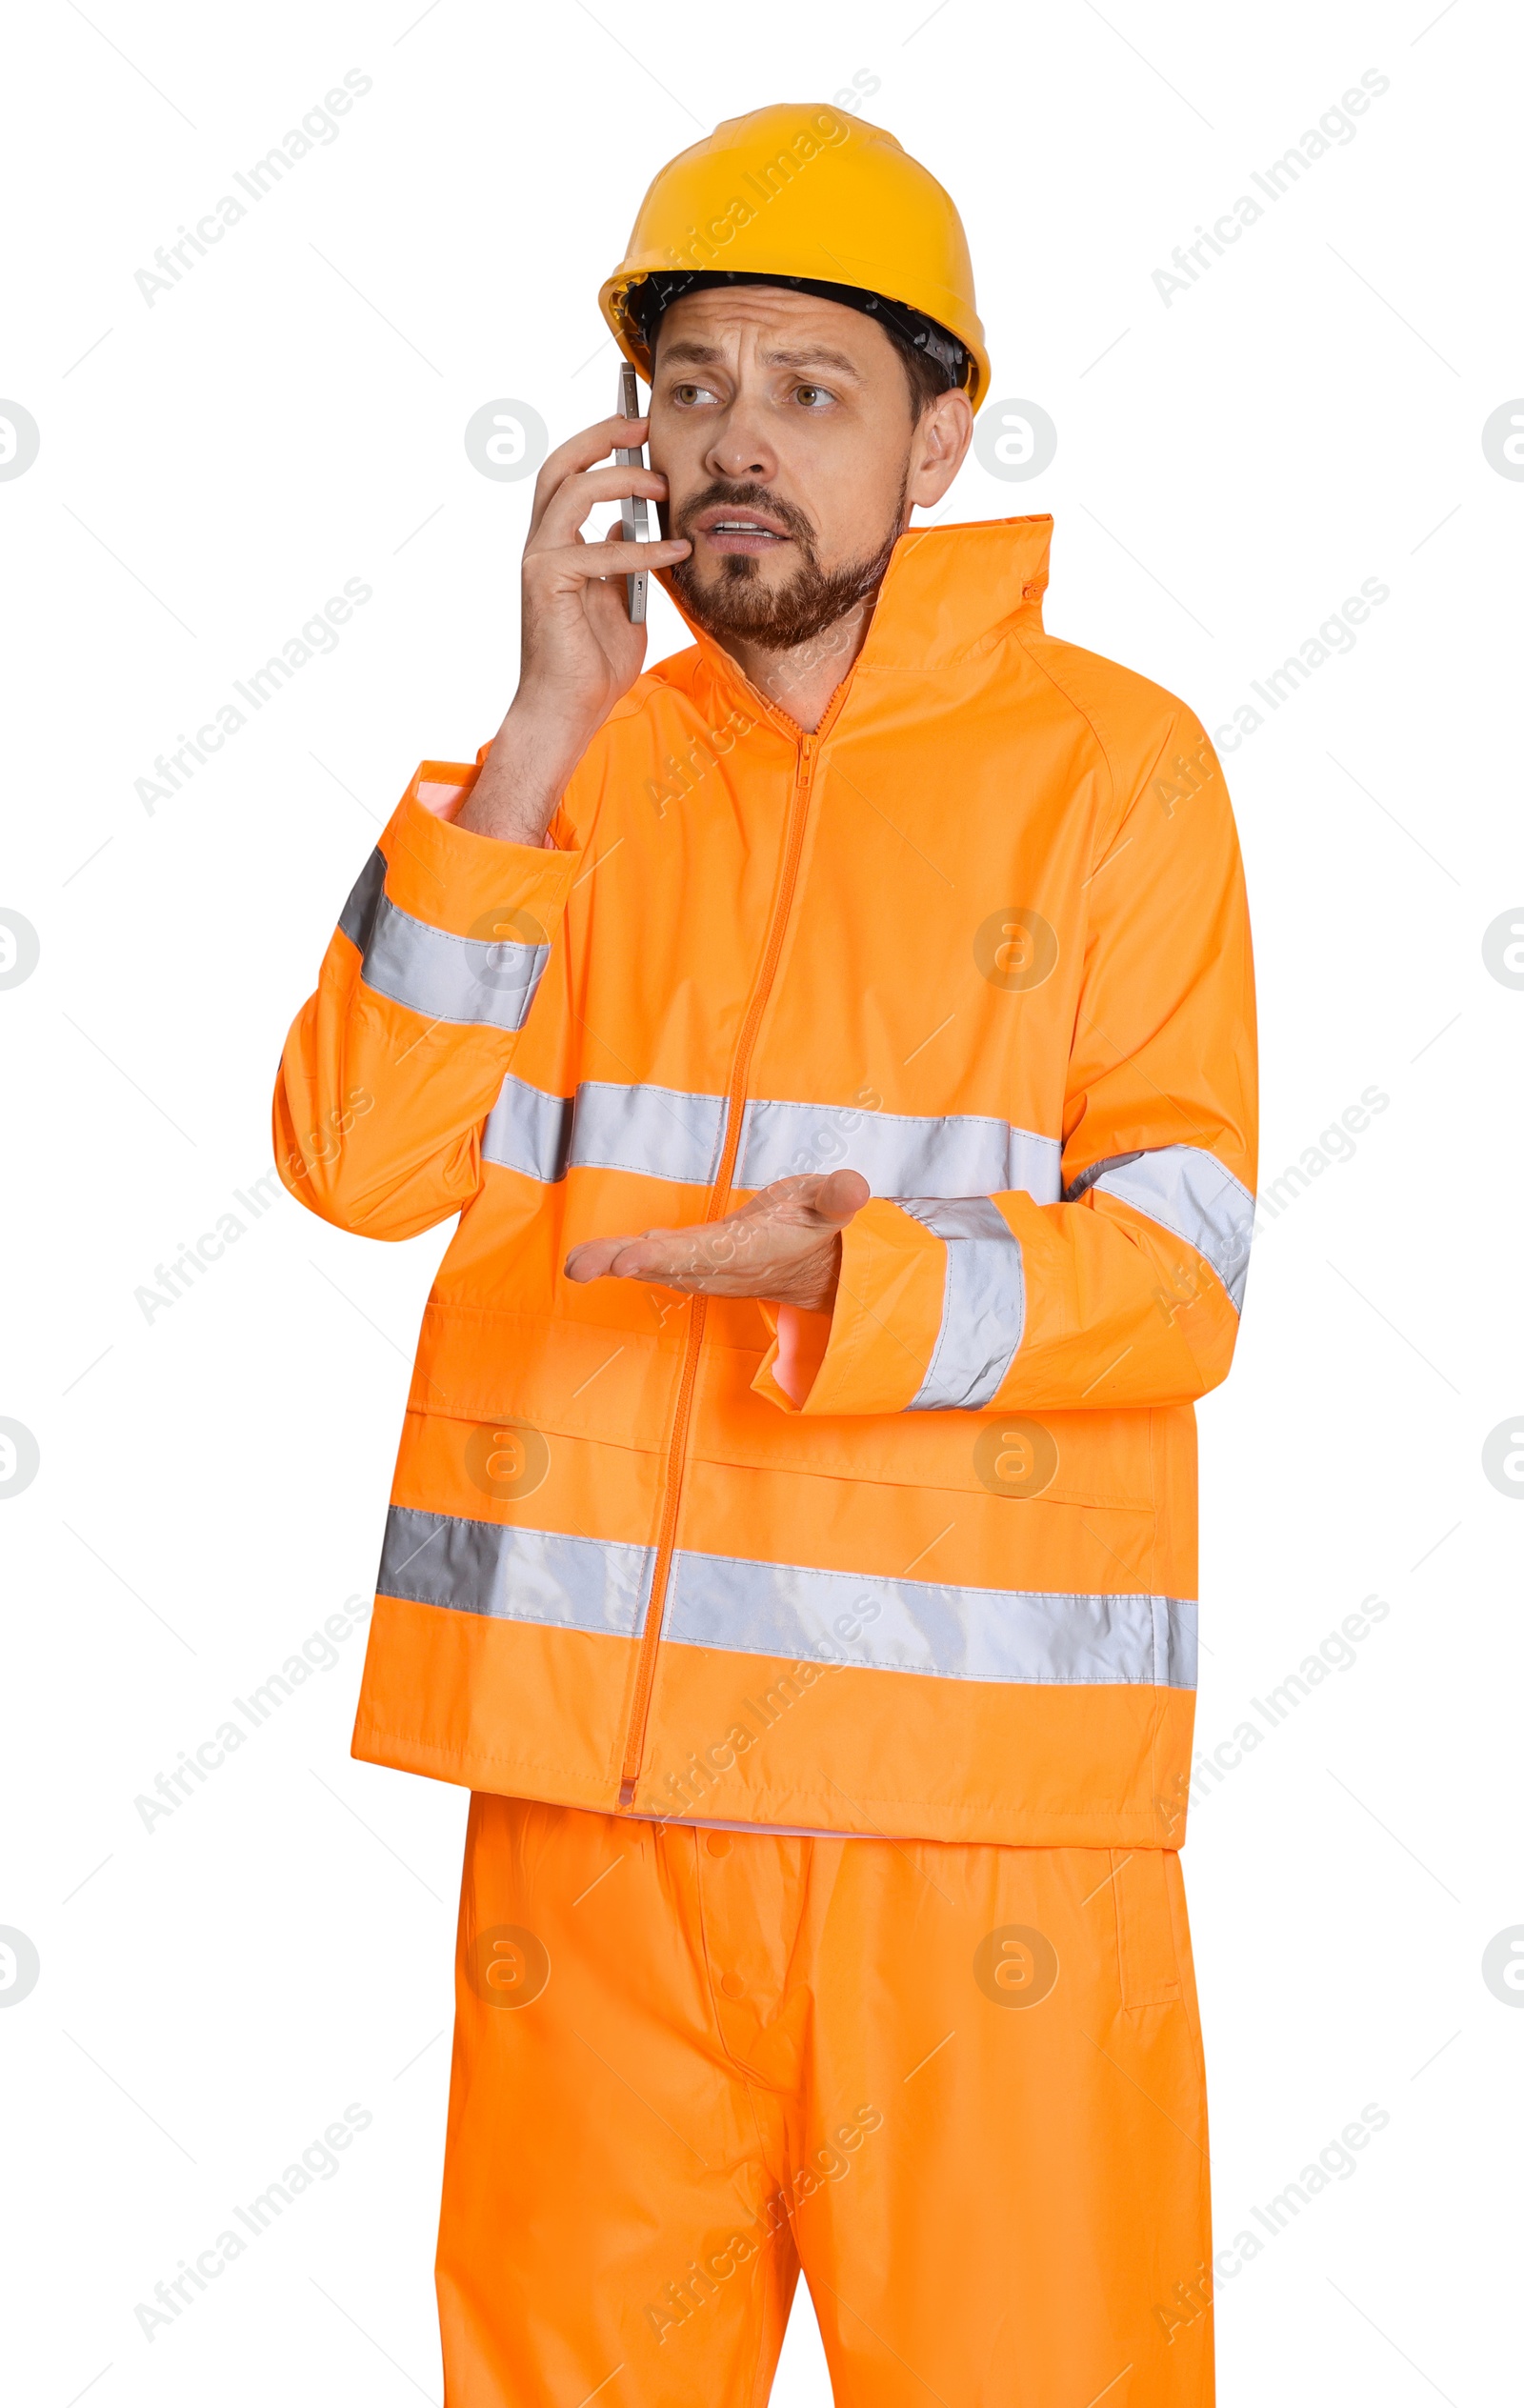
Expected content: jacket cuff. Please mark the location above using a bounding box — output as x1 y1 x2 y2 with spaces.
334 761 581 1035
752 1198 946 1415
383 760 581 931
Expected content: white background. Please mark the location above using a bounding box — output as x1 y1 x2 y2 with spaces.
3 1 1520 2400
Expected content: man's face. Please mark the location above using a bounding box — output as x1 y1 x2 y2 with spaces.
647 285 961 652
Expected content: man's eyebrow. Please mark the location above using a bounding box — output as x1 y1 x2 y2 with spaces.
656 339 727 368
761 345 864 377
656 338 866 380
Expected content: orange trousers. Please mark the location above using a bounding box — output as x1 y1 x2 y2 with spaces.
438 1796 1213 2406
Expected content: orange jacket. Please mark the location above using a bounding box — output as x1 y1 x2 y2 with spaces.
275 514 1256 1847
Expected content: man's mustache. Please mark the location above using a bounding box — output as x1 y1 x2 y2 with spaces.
669 482 816 551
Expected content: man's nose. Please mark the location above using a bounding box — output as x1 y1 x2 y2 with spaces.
704 394 776 485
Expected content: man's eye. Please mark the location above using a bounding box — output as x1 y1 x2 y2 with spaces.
672 382 720 406
794 385 833 408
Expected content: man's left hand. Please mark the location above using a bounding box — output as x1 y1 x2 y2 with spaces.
563 1170 870 1312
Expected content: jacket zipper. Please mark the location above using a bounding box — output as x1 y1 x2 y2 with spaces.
617 724 822 1807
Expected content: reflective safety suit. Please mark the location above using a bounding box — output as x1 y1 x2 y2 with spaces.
275 512 1254 2404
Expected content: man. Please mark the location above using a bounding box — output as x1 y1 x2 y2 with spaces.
276 101 1254 2408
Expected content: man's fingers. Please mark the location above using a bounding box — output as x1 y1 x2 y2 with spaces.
562 1238 620 1284
565 1228 700 1285
528 413 650 536
531 462 669 552
564 1235 668 1283
527 537 690 593
564 1174 867 1294
813 1169 872 1225
743 1169 872 1226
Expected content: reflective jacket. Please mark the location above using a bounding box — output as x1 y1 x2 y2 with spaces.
274 513 1256 1848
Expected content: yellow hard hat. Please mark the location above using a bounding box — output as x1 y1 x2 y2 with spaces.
599 102 990 411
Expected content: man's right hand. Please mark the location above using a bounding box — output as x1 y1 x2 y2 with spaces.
456 414 691 845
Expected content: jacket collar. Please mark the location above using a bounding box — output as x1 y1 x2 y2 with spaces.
658 513 1053 725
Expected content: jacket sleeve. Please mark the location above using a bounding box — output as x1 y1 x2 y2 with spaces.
273 757 581 1240
752 710 1257 1415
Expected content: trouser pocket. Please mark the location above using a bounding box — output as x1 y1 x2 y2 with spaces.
1110 1847 1184 2008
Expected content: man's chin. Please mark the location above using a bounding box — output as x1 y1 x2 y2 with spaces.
670 563 796 651
669 550 892 654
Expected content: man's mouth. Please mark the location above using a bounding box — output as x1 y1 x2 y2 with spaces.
690 505 794 555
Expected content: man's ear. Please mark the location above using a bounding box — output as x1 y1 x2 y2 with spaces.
907 388 974 510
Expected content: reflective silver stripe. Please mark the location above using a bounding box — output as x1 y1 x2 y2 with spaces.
1063 1149 1142 1203
1085 1143 1253 1313
483 1075 1061 1198
737 1099 1061 1202
338 846 387 952
339 847 550 1031
482 1076 576 1182
898 1197 1025 1410
377 1510 1196 1689
483 1075 728 1185
378 1507 652 1636
563 1080 728 1183
357 889 549 1031
663 1549 1196 1687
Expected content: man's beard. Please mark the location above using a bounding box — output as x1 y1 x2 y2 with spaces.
667 477 906 653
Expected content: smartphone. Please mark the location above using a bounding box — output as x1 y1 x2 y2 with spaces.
615 361 650 624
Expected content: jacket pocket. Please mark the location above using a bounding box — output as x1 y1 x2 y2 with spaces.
1110 1847 1183 2008
408 1301 678 1452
